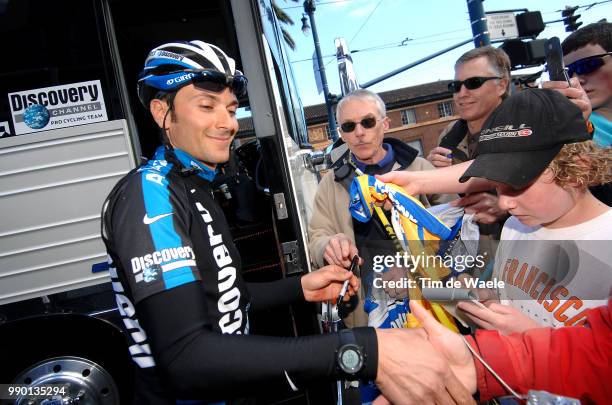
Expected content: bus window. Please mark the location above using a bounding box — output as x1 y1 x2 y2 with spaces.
0 0 123 138
259 4 310 147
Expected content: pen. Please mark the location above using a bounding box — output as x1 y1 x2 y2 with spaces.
337 255 359 304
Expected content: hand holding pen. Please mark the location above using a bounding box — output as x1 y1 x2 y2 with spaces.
301 261 360 303
337 255 360 305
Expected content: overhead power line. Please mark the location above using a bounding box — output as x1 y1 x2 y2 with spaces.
553 0 612 12
348 0 385 45
290 34 470 64
279 0 351 10
540 0 612 15
351 27 469 52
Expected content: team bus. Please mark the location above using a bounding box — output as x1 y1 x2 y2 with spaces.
0 0 328 403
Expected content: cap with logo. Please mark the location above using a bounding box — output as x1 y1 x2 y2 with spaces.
459 88 591 189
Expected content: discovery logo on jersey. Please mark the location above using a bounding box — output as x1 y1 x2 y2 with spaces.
131 246 196 283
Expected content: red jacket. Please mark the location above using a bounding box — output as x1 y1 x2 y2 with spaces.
468 298 612 404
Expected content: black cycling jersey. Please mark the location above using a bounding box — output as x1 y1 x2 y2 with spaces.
101 145 378 404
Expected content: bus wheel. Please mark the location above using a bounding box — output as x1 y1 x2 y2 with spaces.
10 355 119 405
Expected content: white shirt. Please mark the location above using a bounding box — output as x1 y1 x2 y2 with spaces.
493 209 612 328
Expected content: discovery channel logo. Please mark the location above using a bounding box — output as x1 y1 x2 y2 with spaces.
23 104 51 130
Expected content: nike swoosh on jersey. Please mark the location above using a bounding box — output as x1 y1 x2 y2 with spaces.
143 213 173 225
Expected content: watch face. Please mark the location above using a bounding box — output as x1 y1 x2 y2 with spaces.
338 344 363 374
341 349 360 370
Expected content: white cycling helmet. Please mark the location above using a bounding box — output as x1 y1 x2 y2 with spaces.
137 40 247 107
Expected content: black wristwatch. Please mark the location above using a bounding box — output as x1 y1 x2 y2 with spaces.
336 329 365 377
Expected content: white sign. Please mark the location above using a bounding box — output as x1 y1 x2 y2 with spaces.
486 12 519 41
8 80 108 135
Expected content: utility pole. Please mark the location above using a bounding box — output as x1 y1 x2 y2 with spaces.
302 0 339 141
467 0 490 47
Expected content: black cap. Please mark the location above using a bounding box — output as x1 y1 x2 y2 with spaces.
459 88 591 189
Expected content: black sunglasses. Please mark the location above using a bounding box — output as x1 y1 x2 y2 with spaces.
152 67 248 97
448 76 501 93
340 116 379 132
190 70 248 97
566 52 612 78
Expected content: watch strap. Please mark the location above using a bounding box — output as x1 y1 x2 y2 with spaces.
337 328 364 378
339 328 357 346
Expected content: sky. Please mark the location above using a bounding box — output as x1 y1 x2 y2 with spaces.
276 0 612 107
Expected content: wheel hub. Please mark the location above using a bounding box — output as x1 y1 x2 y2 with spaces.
11 356 119 405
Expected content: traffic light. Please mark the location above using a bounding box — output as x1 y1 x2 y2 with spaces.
562 6 582 32
500 39 547 69
516 11 545 38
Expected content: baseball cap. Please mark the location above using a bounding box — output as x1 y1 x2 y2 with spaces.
459 89 591 189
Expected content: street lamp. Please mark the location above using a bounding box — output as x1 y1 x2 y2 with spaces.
302 0 338 141
301 14 310 36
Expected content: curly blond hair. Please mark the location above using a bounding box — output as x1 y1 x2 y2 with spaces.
548 141 612 190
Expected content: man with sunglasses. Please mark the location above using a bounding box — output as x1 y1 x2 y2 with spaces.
102 41 475 405
562 22 611 147
426 46 511 231
308 89 456 329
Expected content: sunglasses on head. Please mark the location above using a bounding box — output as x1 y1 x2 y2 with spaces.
448 76 501 93
153 67 248 97
340 116 379 132
566 52 612 78
190 70 248 97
